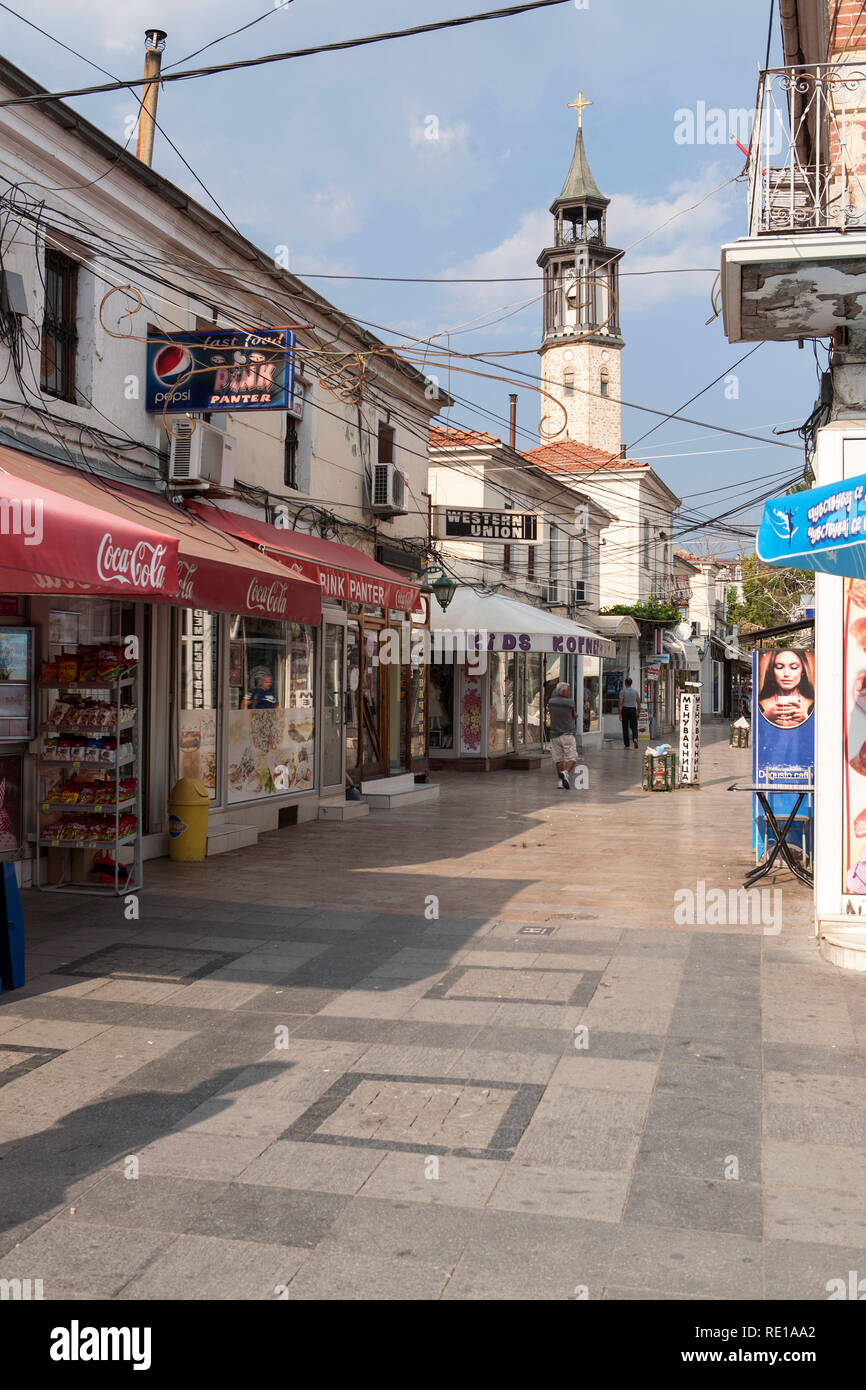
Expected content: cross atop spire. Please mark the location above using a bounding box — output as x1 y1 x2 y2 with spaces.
567 90 593 130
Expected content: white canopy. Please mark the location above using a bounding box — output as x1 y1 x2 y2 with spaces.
430 588 616 657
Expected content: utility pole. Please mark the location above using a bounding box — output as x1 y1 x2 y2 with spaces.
135 29 167 168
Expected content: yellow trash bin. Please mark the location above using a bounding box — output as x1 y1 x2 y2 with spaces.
168 778 209 862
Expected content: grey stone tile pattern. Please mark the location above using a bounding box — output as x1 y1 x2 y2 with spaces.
1 832 863 1303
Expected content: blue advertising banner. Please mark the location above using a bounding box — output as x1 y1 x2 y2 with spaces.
757 473 866 578
146 328 295 413
752 648 815 858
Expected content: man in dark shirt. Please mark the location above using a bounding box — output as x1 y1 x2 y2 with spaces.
242 671 278 709
618 677 640 748
547 681 578 789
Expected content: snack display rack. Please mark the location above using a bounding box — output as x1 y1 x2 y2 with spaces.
34 649 141 897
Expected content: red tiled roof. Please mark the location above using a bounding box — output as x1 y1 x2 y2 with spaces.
521 441 646 471
429 426 501 448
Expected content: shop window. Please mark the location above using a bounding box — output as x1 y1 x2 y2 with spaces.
524 653 543 744
378 421 395 466
489 653 512 753
180 608 220 801
345 621 361 774
227 615 316 802
429 664 455 750
41 248 79 402
583 658 600 733
284 418 299 488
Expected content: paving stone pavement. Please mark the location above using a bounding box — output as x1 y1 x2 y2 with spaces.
1 725 864 1300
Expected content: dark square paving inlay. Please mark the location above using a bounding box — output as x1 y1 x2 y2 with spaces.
0 1042 64 1088
282 1072 545 1160
425 965 601 1008
55 943 240 986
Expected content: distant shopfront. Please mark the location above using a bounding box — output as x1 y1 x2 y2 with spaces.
427 589 615 769
185 504 426 792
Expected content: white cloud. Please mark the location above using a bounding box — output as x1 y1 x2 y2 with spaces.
408 118 471 155
301 185 364 245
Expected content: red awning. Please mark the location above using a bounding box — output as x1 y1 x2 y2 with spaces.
0 447 321 624
0 446 178 597
99 480 321 625
187 501 422 613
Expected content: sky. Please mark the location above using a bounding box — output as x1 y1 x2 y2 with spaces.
0 0 816 553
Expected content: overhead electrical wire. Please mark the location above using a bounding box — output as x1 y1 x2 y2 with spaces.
0 0 577 106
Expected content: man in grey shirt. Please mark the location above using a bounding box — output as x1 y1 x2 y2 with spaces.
618 677 641 748
548 681 578 789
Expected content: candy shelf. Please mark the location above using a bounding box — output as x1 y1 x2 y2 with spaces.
35 669 141 897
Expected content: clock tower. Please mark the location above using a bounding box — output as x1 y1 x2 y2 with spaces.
537 94 624 456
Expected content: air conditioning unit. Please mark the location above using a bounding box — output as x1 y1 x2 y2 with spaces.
168 416 236 491
371 461 407 516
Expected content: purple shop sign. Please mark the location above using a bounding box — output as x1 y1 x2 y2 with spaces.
469 631 609 656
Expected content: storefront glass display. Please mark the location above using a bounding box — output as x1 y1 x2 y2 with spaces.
180 609 219 799
0 628 34 740
524 653 543 745
583 656 600 733
489 652 512 753
0 752 24 854
362 627 385 772
459 672 483 752
429 665 455 750
346 621 361 774
321 621 345 790
227 616 316 801
514 654 525 746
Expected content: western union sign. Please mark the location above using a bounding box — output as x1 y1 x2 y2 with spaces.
434 508 543 543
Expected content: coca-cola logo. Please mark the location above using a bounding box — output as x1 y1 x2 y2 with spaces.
97 534 168 591
177 559 198 602
246 576 289 616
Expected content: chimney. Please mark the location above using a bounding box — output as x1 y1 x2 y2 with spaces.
508 394 517 450
620 444 627 458
136 29 167 168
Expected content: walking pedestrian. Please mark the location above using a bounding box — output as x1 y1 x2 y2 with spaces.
618 677 640 748
547 681 579 789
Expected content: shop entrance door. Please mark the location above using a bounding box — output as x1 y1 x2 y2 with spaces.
361 622 388 778
320 614 346 795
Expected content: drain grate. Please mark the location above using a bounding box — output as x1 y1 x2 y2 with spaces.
518 925 556 937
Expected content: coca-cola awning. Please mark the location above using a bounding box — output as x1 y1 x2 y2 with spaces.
0 446 179 597
187 501 422 613
0 446 321 624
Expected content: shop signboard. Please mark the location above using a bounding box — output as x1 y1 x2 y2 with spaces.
146 328 296 413
679 683 701 785
757 473 866 579
752 648 815 858
433 508 543 544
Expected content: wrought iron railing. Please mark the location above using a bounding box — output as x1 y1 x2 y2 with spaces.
748 64 866 235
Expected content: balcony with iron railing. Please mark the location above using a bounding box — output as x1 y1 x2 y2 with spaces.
747 63 866 237
721 64 866 343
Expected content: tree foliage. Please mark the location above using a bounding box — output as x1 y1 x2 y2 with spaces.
727 553 813 630
602 597 684 626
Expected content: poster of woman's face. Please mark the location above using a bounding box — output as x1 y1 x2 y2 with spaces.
758 649 815 730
